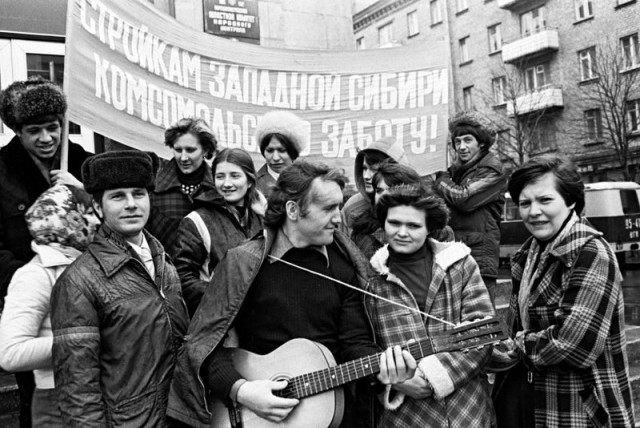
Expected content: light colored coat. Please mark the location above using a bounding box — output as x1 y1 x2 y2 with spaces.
0 243 79 389
366 240 495 427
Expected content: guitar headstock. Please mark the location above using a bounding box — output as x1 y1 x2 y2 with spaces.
431 317 508 353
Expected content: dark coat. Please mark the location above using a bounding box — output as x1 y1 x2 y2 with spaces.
172 198 263 316
495 216 633 427
147 158 217 256
166 229 375 428
255 164 276 200
435 152 506 278
50 226 189 427
0 136 90 301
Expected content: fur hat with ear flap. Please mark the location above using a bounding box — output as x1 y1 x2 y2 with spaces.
448 111 497 150
255 110 310 159
0 76 67 131
82 150 157 194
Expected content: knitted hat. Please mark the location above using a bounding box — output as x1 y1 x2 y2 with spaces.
255 110 310 158
0 76 67 131
82 151 157 194
448 111 497 149
25 184 99 252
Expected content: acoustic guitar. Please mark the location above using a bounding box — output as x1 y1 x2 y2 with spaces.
210 317 507 428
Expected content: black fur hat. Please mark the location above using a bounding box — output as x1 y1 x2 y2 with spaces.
0 76 67 131
82 151 157 194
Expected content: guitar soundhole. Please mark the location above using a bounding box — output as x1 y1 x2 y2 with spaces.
272 375 293 398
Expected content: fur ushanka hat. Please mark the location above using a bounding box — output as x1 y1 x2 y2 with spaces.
255 110 310 159
448 111 497 150
82 151 158 194
0 76 67 131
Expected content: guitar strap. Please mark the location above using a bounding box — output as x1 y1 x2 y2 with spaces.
227 402 244 428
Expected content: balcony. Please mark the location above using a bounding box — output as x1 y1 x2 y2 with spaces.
497 0 528 9
506 86 564 117
502 29 559 64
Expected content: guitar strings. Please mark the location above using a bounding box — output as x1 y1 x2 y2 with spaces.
268 255 456 327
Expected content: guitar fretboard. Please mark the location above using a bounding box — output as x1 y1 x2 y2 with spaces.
280 338 435 399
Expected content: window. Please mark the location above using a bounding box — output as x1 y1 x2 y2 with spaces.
488 24 502 53
378 22 393 46
524 64 547 91
463 86 474 110
574 0 593 20
356 37 365 50
584 109 603 141
578 47 596 81
530 122 557 152
26 54 81 134
407 10 419 36
626 99 640 132
520 6 546 36
492 76 507 105
504 198 521 221
430 0 442 24
621 190 640 214
456 0 469 13
621 33 640 69
459 36 470 63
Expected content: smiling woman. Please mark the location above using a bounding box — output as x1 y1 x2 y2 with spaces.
173 148 264 315
147 117 219 255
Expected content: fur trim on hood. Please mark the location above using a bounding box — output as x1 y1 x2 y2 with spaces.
369 239 471 277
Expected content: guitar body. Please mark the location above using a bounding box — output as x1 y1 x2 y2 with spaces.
210 339 344 428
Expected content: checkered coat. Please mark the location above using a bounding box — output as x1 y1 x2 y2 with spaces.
497 217 634 427
147 158 217 256
366 240 495 427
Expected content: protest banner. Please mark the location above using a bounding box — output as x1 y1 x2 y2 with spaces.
64 0 450 180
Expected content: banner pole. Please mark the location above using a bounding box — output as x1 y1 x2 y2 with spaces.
60 119 69 172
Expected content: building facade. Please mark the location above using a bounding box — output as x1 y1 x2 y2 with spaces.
354 0 640 182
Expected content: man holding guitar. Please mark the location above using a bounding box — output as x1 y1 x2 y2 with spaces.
167 160 416 428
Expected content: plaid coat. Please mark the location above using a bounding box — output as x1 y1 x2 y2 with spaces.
147 158 217 256
366 240 495 428
496 217 634 427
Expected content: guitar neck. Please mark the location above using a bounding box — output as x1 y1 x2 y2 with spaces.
282 339 434 399
281 317 505 400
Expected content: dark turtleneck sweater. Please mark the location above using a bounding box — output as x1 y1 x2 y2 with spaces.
177 162 206 196
388 243 433 311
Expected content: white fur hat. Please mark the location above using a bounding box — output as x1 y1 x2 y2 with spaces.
255 110 310 158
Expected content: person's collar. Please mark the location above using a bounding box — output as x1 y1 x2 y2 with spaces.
268 228 329 267
128 232 150 253
266 165 280 181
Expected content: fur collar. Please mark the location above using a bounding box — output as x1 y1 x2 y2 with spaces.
369 238 470 276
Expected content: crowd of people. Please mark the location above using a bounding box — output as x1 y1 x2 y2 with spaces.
0 76 634 428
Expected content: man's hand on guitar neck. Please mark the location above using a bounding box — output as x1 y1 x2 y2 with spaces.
376 345 417 385
236 379 300 423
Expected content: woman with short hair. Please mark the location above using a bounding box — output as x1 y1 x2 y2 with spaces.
147 117 218 254
172 148 264 316
492 154 634 427
365 184 495 427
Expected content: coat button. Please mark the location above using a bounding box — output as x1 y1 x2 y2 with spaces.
17 204 26 211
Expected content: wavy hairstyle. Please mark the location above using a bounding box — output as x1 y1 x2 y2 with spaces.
508 154 585 215
376 184 450 234
264 160 347 228
164 117 217 159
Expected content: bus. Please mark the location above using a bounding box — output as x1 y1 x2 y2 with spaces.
500 182 640 265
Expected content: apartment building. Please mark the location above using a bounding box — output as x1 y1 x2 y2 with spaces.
354 0 640 182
